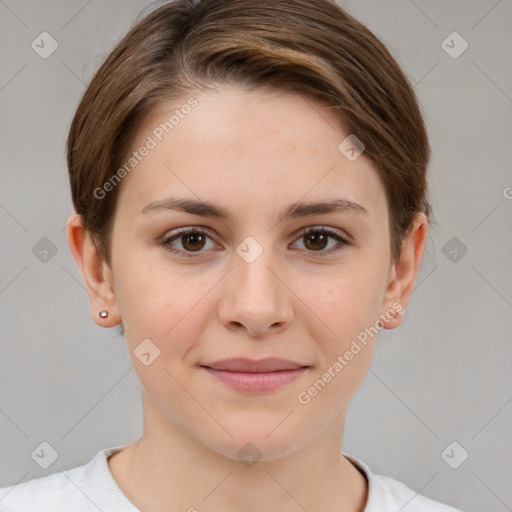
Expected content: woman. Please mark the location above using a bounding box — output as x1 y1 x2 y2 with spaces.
0 0 464 510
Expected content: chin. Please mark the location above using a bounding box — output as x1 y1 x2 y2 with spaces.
199 418 311 464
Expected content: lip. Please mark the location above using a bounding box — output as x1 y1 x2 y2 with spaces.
199 358 310 393
201 357 307 372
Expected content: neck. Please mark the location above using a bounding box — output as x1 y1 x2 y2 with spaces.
108 401 368 512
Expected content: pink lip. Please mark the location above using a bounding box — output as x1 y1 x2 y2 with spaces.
199 357 310 393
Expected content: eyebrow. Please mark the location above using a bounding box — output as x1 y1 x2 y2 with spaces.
140 196 369 222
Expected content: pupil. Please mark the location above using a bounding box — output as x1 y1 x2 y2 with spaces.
183 232 205 251
306 232 327 250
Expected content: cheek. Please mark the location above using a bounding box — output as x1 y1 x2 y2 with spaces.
302 265 386 339
298 344 374 419
298 260 387 398
297 274 380 411
115 261 209 398
114 252 213 350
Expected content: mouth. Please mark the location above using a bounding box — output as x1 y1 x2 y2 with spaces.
199 357 310 393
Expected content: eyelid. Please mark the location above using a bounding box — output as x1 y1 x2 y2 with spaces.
162 226 218 242
298 225 352 243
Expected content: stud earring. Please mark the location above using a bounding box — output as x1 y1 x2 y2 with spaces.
99 310 108 318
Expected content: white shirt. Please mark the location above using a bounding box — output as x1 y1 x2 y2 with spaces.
0 445 464 511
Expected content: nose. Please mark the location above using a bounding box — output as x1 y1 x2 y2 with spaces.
218 244 293 338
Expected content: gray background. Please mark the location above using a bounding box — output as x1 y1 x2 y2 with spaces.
1 1 511 510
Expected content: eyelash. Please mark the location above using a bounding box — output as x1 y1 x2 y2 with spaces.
161 226 351 259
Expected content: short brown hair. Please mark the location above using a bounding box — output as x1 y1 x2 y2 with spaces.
67 0 432 267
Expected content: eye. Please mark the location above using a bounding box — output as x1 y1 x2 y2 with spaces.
291 226 351 257
161 226 351 259
162 227 218 258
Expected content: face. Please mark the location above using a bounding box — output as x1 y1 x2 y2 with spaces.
78 86 415 461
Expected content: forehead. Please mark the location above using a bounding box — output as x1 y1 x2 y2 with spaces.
115 86 387 222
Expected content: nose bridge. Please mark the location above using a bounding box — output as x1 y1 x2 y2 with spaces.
234 233 280 302
219 233 292 335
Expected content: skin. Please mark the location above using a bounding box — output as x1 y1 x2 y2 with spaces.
67 85 428 512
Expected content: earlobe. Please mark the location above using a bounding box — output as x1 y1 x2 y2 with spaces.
66 213 122 327
379 212 429 330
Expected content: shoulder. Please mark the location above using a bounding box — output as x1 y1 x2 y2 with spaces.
0 463 90 512
370 473 464 511
343 453 465 512
0 445 131 512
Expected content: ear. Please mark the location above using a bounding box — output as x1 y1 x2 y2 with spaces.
379 212 429 330
66 213 122 327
